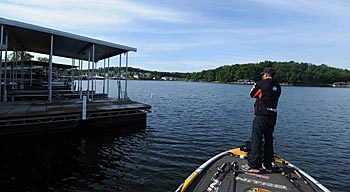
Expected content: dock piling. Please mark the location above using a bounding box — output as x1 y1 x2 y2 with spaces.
88 49 90 99
125 52 128 98
92 44 95 101
0 25 3 102
82 95 87 120
3 32 8 102
107 58 110 97
103 59 105 96
48 35 53 103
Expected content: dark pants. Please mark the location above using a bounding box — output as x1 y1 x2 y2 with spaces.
248 115 276 169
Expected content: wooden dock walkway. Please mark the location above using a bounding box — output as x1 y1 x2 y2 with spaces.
0 99 151 137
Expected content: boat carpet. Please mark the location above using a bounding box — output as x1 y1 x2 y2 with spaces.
186 152 322 192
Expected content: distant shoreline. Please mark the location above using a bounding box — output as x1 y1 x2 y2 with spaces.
129 79 343 88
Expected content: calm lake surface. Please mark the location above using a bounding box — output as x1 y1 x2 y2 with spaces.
1 80 349 191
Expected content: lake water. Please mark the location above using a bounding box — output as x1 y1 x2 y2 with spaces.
1 80 349 191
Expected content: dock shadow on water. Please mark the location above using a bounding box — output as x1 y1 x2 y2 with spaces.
0 125 146 191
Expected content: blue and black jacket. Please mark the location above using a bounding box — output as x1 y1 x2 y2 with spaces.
250 78 281 117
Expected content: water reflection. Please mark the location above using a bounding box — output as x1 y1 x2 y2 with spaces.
0 126 146 191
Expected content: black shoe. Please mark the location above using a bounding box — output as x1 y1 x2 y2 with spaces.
265 167 273 173
263 164 273 173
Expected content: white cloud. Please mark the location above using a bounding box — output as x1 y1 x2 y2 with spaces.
0 3 121 28
249 0 350 20
119 26 288 35
0 0 189 30
136 41 210 52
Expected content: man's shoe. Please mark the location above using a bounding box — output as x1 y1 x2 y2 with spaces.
263 164 273 173
241 164 260 173
265 167 273 173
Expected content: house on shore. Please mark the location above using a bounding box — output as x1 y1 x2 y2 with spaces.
333 82 350 88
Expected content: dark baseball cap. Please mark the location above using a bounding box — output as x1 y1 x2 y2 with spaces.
261 67 276 77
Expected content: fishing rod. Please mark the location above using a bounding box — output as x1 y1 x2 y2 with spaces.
205 160 238 192
231 161 239 192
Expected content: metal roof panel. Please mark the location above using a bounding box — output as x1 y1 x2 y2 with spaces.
0 18 136 62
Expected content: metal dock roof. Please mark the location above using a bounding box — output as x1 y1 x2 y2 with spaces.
0 18 136 62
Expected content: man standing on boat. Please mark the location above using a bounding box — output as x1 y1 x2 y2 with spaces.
245 67 281 173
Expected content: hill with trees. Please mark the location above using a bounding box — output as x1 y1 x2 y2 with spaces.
4 52 349 85
186 61 350 86
103 61 350 86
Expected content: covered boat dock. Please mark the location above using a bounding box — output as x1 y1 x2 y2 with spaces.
0 18 150 137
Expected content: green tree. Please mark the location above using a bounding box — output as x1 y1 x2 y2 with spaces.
7 51 34 62
37 57 49 62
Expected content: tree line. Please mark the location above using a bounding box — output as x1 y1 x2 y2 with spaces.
92 66 187 80
186 61 350 85
4 52 349 85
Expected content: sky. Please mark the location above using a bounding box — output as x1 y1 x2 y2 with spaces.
0 0 350 72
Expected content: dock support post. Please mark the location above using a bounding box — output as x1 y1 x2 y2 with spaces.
92 44 95 101
87 49 90 99
10 47 16 102
118 54 121 100
71 59 75 91
20 51 24 89
82 95 87 120
11 49 14 102
14 51 18 89
103 59 106 96
107 58 110 98
3 32 8 102
79 59 83 100
30 61 32 87
0 25 3 102
78 59 80 97
124 52 128 98
11 45 15 90
48 35 53 103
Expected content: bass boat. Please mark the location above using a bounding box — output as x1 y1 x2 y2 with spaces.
176 144 330 192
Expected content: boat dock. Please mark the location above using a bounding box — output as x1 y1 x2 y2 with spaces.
0 100 150 137
0 18 151 137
